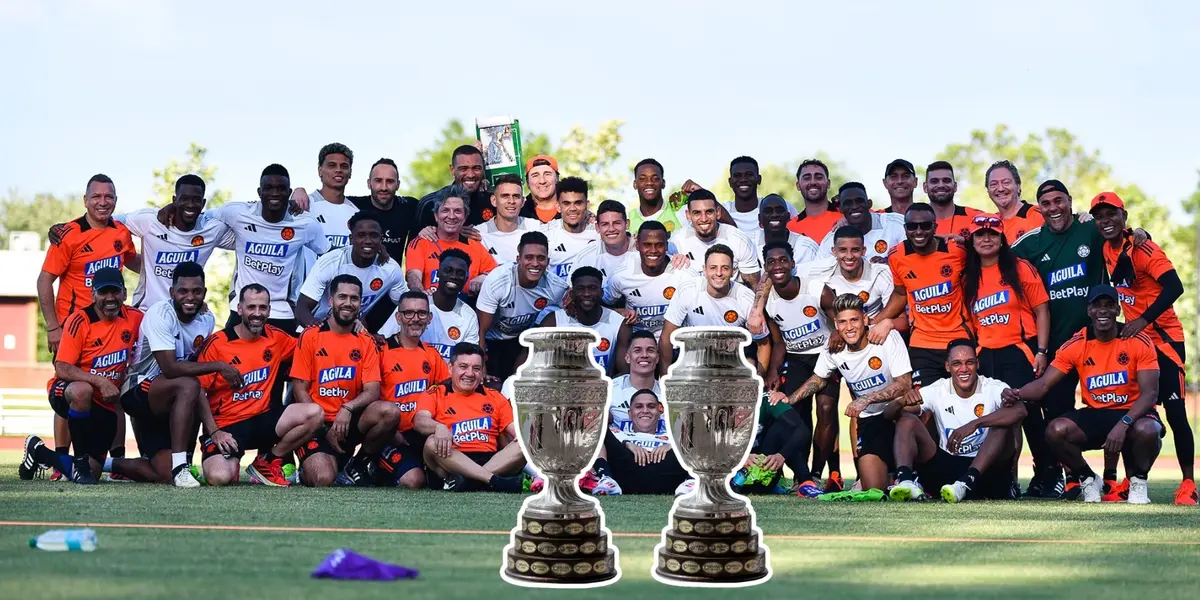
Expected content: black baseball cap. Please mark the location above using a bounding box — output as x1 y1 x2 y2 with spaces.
91 267 125 291
1087 284 1119 304
884 159 915 177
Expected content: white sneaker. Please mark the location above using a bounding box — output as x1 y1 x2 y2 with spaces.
1127 477 1151 504
889 479 924 502
941 481 969 503
173 467 201 488
851 478 864 492
1080 476 1103 503
675 479 696 496
592 475 623 496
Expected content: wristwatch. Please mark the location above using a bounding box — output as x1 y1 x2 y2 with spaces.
1035 348 1048 356
1120 415 1135 426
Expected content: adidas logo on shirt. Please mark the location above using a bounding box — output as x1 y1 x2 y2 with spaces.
488 248 497 255
428 253 439 260
692 306 705 315
231 356 242 365
245 224 258 233
316 348 329 357
686 252 695 260
839 362 849 370
773 314 785 322
905 271 919 280
92 338 103 347
1041 254 1050 262
391 364 404 372
157 233 168 241
1084 357 1096 366
554 244 567 252
944 406 955 415
317 215 326 223
629 289 642 297
445 407 457 415
81 243 94 253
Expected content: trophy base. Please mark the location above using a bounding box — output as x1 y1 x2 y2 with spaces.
654 510 768 585
655 549 768 583
503 512 617 586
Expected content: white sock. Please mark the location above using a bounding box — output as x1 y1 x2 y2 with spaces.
103 457 114 473
522 465 539 478
171 452 187 471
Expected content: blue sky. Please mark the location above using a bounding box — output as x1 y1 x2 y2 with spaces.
2 0 1197 215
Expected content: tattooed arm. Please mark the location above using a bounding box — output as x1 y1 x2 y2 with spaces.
847 373 913 417
745 275 774 336
766 373 829 406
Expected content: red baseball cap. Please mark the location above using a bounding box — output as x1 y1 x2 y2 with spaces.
968 213 1004 236
1089 191 1125 212
524 155 559 175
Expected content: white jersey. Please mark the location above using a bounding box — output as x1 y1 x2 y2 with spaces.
817 213 906 264
608 374 661 427
307 195 359 251
806 258 895 318
378 297 480 362
603 262 694 340
117 209 235 310
542 222 601 278
478 217 537 266
663 278 765 339
477 264 570 340
210 202 330 320
813 330 912 419
672 224 761 278
918 376 1009 457
765 284 829 355
756 230 819 266
724 199 798 237
612 418 670 449
567 240 636 280
549 307 625 371
298 245 407 321
124 300 216 391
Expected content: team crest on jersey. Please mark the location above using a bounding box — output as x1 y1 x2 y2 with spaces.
874 240 888 254
664 287 676 300
1117 352 1129 365
868 356 882 370
858 291 870 302
307 440 319 451
194 335 204 348
349 349 362 362
974 403 985 417
534 298 548 310
940 264 952 277
369 278 383 291
190 235 204 247
482 403 494 415
281 227 295 241
448 326 461 340
481 208 494 221
422 361 431 374
598 338 611 352
803 305 818 318
1016 230 1026 239
1077 244 1090 258
121 330 132 344
263 349 273 362
722 310 738 323
114 240 123 252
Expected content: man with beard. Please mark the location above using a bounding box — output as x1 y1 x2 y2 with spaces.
672 189 760 287
533 267 632 375
543 176 601 278
375 292 450 489
885 340 1025 503
381 250 480 363
521 155 561 224
1003 286 1164 504
405 187 497 296
348 158 420 260
1091 193 1195 504
191 284 324 487
117 262 223 487
760 241 839 497
788 159 843 242
627 158 685 235
877 159 919 215
756 194 818 264
210 164 330 334
477 231 570 379
660 245 765 374
872 203 971 389
818 182 906 264
36 268 143 485
604 221 690 341
769 293 913 493
479 174 538 265
414 343 526 492
297 211 407 332
985 161 1043 244
723 156 797 236
570 200 637 279
924 161 984 240
416 145 493 228
291 274 398 487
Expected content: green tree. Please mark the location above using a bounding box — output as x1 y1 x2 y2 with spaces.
0 191 81 250
554 120 626 202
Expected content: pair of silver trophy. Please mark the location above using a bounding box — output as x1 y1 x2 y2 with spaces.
501 328 772 588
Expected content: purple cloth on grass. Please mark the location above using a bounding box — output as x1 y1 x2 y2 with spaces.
312 549 419 581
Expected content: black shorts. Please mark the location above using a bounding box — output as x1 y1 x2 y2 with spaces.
918 449 1016 500
486 337 522 380
378 430 427 480
909 347 949 389
464 451 496 466
121 384 171 459
1157 344 1186 406
296 412 365 463
978 343 1036 390
49 379 118 460
48 378 72 418
201 411 279 460
1060 408 1165 451
780 353 840 397
855 415 895 468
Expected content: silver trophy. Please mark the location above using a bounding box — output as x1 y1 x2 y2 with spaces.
653 327 771 586
501 329 619 587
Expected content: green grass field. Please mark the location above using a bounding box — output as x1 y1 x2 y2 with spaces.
2 450 1199 599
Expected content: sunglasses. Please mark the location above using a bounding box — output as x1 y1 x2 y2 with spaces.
904 221 935 231
972 215 1003 229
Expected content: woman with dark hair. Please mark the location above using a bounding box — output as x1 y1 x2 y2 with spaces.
962 213 1050 387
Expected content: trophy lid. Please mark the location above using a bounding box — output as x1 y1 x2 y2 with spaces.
513 329 605 384
667 328 755 381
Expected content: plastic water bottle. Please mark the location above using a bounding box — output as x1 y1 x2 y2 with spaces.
30 529 97 552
